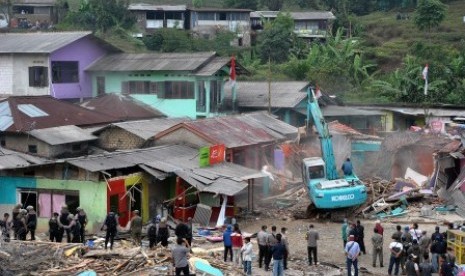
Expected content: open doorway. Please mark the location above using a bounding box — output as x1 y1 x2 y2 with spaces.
127 183 142 217
20 190 37 210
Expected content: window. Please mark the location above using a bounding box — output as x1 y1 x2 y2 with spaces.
308 165 325 179
52 61 79 83
210 80 222 112
219 12 227 20
147 11 164 20
198 12 215 20
28 145 37 154
97 76 105 96
121 81 152 94
36 190 79 218
28 66 48 87
161 81 194 99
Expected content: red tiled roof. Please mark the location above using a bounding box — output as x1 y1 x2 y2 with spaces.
1 96 119 132
80 94 165 121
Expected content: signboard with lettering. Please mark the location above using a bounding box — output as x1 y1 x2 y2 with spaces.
199 144 226 167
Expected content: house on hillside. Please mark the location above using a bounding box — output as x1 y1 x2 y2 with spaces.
0 32 120 99
86 52 246 118
80 94 166 121
189 8 251 47
250 11 335 41
154 112 298 170
0 96 119 156
11 0 60 28
227 81 385 133
129 4 187 34
91 117 186 151
351 104 465 133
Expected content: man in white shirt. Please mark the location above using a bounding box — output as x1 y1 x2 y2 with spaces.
345 235 360 276
388 237 403 276
409 223 422 242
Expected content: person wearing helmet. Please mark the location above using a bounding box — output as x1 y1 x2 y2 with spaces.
58 205 71 243
14 210 27 241
63 214 81 243
26 205 37 240
76 207 88 244
129 210 142 246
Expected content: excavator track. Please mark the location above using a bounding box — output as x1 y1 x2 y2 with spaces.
304 203 356 222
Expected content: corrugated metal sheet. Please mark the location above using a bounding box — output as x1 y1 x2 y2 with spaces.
86 52 216 72
296 105 385 117
351 105 465 117
28 125 98 145
128 4 186 11
0 148 48 169
96 118 187 140
0 96 119 132
226 81 308 108
0 32 91 53
80 94 165 121
194 57 230 76
64 144 262 196
242 112 298 140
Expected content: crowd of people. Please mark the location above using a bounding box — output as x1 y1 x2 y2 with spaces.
0 204 87 244
341 219 457 276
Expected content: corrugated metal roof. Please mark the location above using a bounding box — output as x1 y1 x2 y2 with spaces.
296 105 386 117
64 144 263 196
80 94 165 121
250 11 335 20
0 96 119 132
28 125 98 145
95 117 187 140
86 52 217 72
225 81 308 108
351 105 465 117
0 148 48 169
0 32 92 53
128 4 186 11
190 8 252 12
157 112 297 148
195 57 230 76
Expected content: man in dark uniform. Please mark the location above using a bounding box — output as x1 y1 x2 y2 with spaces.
26 206 37 240
101 210 118 250
58 205 71 243
76 207 88 244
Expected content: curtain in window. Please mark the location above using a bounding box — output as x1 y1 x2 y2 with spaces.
52 194 66 215
38 193 52 218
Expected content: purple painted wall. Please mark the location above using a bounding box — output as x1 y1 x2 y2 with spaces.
50 36 109 99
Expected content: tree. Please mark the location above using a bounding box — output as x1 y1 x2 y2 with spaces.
257 13 294 63
192 0 203 8
413 0 447 32
64 0 135 33
224 0 258 10
260 0 284 11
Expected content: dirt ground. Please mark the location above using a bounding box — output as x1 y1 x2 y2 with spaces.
237 218 447 276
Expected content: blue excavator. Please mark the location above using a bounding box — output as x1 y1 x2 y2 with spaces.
302 87 367 212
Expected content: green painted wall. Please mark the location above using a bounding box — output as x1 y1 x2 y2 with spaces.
91 71 223 118
36 178 107 233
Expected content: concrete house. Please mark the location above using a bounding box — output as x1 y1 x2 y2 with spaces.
11 0 59 28
154 112 298 170
86 52 244 118
92 117 186 151
251 11 335 40
64 144 263 224
228 81 384 134
0 32 120 99
0 96 118 157
129 4 187 34
189 8 251 46
0 151 107 232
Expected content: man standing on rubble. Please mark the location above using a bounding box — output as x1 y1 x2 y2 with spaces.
26 205 37 241
345 235 361 276
101 209 119 250
130 210 142 246
342 219 348 248
355 220 366 254
172 237 191 276
419 230 431 262
58 205 71 243
0 213 11 242
371 228 383 267
76 207 88 244
49 212 59 242
265 226 278 271
306 224 319 266
257 225 268 269
431 226 446 272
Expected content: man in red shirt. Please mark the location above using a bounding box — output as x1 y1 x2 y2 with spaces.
231 224 244 267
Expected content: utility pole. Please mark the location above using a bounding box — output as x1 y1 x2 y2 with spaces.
268 55 271 114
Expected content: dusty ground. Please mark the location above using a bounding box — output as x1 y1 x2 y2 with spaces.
236 217 454 276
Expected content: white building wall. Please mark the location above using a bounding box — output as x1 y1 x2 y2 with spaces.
12 54 50 96
0 55 14 94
